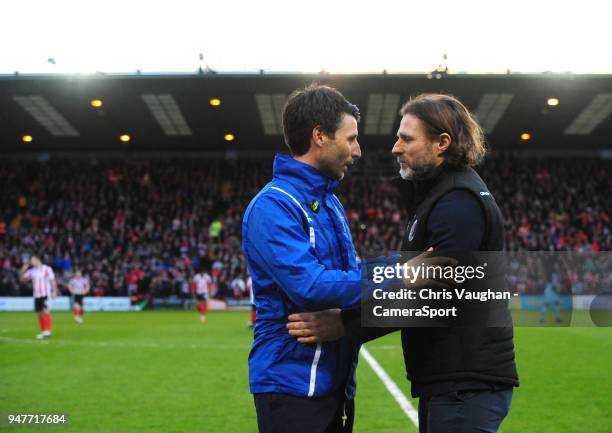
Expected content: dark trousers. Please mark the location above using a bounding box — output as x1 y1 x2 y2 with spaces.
254 392 354 433
418 389 513 433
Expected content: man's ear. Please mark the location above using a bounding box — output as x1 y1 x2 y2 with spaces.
436 132 452 156
311 126 326 149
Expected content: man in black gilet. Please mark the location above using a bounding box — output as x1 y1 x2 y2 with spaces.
287 94 518 433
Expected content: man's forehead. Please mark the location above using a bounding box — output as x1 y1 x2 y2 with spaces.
398 114 421 132
339 114 359 133
340 113 358 126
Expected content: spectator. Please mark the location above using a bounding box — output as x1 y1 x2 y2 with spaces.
0 156 608 297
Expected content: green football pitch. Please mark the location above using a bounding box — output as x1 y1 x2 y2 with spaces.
1 311 611 433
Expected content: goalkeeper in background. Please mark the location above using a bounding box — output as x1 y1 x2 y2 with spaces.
541 272 562 323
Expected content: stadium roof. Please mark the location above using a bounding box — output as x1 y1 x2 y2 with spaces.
1 73 611 154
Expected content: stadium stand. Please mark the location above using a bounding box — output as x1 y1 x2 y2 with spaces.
0 155 609 297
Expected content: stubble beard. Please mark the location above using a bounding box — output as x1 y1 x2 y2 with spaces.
319 151 350 181
399 156 438 180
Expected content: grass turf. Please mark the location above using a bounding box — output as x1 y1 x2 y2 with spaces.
1 311 610 432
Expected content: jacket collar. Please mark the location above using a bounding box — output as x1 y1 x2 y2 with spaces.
411 162 449 204
273 153 339 195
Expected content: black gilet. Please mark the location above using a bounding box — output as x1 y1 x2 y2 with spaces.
398 164 519 392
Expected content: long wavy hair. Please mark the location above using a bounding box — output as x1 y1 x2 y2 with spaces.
400 94 486 167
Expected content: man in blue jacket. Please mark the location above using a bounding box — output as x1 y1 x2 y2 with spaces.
242 84 363 433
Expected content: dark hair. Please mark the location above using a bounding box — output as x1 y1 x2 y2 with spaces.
282 84 360 156
400 94 486 167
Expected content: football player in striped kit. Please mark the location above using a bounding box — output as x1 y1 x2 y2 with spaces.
69 270 90 323
20 256 57 339
192 267 213 322
246 274 256 329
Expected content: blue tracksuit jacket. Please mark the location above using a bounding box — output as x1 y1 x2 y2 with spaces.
242 154 362 398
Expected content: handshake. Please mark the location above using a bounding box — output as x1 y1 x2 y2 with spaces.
363 248 458 291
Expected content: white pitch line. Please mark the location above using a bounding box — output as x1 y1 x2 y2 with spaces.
0 336 250 350
360 346 419 428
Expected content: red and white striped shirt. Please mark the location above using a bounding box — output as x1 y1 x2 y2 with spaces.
247 276 254 304
69 276 90 295
193 273 212 296
23 265 55 298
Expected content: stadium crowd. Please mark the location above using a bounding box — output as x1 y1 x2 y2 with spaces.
0 155 609 297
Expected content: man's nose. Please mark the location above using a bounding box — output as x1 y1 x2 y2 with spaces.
391 139 402 155
351 141 362 160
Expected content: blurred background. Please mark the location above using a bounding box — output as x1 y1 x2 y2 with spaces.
0 1 610 432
